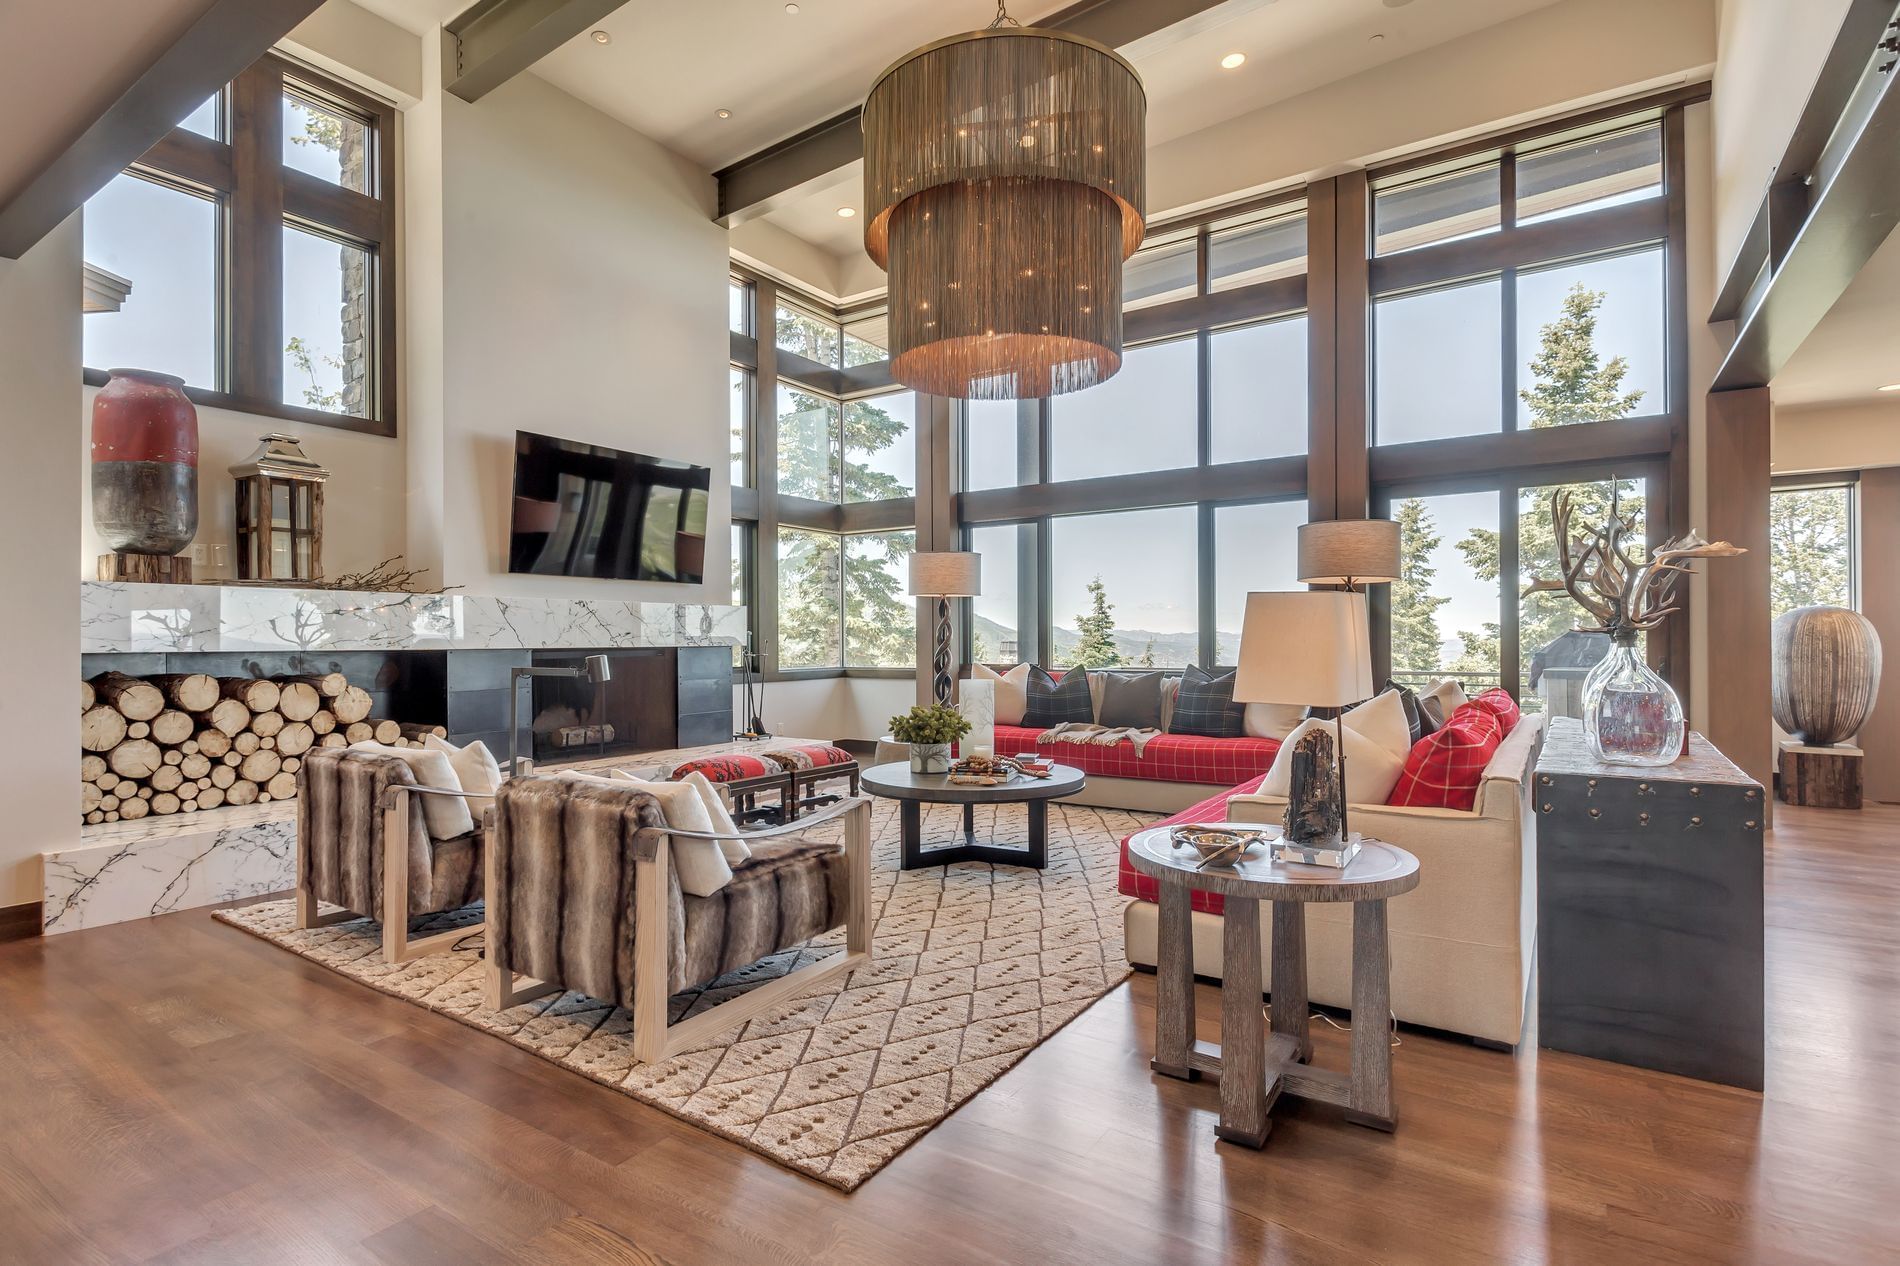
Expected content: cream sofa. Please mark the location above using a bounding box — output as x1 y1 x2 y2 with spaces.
1123 714 1542 1047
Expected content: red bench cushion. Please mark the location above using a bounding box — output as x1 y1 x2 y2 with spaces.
672 753 774 782
1116 774 1268 917
993 724 1279 785
1385 704 1504 811
761 744 855 772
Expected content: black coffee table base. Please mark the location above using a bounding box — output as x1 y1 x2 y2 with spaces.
899 800 1047 870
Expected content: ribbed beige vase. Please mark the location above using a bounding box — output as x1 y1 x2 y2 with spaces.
1771 605 1883 746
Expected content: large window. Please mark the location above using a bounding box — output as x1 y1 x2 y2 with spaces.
1373 278 1503 445
82 57 397 435
1771 482 1855 619
1049 337 1199 482
968 522 1027 664
1210 318 1307 463
1385 491 1504 691
844 531 916 666
846 390 914 501
776 383 842 502
777 528 842 668
1212 500 1308 663
1050 508 1199 669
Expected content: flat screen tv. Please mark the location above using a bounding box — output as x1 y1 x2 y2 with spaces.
508 430 711 583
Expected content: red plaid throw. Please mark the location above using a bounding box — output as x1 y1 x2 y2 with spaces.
1116 774 1269 916
1386 704 1504 810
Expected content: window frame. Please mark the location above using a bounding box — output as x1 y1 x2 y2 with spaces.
83 53 399 438
1769 473 1860 615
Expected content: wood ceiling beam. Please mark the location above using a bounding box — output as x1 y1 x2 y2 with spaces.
442 0 629 103
0 0 326 260
713 0 1231 226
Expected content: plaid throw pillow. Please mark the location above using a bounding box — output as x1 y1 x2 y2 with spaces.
1023 667 1094 727
1386 704 1503 810
1465 688 1521 737
1169 665 1245 738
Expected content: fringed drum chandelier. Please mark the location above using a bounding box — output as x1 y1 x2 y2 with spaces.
862 4 1146 400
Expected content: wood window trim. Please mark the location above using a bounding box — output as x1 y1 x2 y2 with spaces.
86 52 399 439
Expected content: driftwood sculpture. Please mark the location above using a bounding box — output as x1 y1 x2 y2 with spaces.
1524 486 1744 639
1283 726 1342 845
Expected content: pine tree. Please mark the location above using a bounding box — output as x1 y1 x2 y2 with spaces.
1069 576 1124 668
1138 639 1156 668
1769 487 1852 618
1391 497 1451 677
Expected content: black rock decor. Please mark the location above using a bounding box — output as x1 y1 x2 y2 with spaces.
1283 726 1342 845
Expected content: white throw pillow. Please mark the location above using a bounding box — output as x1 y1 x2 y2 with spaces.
1341 689 1413 763
557 770 731 896
1418 678 1470 729
1260 717 1408 806
348 742 473 840
975 662 1031 725
1243 701 1307 741
610 768 750 865
423 734 502 818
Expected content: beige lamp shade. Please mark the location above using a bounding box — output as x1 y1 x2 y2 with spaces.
1232 591 1374 708
908 551 982 598
1297 519 1401 586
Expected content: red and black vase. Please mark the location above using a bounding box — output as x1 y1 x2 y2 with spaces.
91 369 198 555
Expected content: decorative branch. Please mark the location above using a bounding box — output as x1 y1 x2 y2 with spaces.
1525 488 1744 638
301 556 459 594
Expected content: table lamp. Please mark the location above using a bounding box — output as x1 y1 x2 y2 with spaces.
1233 591 1374 864
908 551 981 705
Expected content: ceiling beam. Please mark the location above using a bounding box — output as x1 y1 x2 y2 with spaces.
442 0 629 103
1711 5 1900 391
0 0 326 260
713 0 1232 226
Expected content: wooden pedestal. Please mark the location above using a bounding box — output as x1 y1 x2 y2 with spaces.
1778 742 1862 809
97 552 192 583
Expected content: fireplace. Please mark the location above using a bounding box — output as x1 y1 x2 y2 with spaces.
528 646 733 763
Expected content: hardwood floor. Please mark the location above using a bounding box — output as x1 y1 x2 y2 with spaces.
3 804 1897 1264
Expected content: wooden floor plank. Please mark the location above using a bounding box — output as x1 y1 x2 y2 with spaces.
3 803 1900 1263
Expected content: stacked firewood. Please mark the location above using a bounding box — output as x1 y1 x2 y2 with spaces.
78 670 447 824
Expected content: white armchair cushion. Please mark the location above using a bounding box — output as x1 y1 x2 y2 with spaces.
1260 717 1408 804
348 742 474 840
423 734 501 817
1343 689 1413 761
609 768 750 865
557 770 732 896
974 662 1031 724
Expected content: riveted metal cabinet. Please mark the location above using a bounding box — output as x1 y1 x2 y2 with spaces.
1533 717 1765 1090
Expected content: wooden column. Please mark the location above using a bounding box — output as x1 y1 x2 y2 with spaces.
1854 467 1900 802
1704 387 1773 813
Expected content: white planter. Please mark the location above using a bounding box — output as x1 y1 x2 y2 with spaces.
909 742 952 774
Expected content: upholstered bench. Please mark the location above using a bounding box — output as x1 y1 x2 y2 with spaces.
758 744 861 820
668 752 795 823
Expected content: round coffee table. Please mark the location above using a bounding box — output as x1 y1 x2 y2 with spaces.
1126 824 1421 1148
861 761 1085 870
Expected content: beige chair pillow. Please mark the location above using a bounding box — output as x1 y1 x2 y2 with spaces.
423 734 501 817
1418 678 1470 730
557 770 731 896
1243 701 1307 741
1260 717 1408 805
348 742 473 840
974 662 1031 725
610 768 750 865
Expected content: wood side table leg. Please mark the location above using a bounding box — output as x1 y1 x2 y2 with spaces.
899 800 924 869
1150 881 1197 1081
1345 897 1397 1131
1270 901 1312 1062
1025 800 1048 868
1217 896 1271 1148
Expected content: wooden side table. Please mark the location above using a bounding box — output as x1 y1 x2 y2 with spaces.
1126 825 1421 1147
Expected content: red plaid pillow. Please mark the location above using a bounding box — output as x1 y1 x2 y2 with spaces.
672 753 773 782
1465 688 1521 737
1386 705 1504 810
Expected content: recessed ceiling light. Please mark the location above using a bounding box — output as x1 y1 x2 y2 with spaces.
715 108 732 119
1880 382 1900 392
785 2 800 11
590 29 610 44
1369 32 1386 45
1220 52 1247 70
836 206 857 218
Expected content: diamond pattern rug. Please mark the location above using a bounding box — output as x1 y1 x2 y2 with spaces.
214 797 1156 1190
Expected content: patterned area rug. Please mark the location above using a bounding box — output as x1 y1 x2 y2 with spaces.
215 797 1155 1190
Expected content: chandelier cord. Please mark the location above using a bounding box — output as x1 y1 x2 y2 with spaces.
987 1 1020 29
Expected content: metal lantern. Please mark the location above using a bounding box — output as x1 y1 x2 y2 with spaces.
863 12 1146 399
230 432 328 581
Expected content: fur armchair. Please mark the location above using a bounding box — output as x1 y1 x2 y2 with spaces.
483 774 873 1063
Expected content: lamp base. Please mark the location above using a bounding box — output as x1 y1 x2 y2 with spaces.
1273 831 1362 869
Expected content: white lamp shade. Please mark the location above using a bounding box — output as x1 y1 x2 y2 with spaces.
1298 519 1401 586
1232 591 1374 708
908 550 982 597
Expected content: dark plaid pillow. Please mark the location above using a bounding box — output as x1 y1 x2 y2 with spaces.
1384 679 1428 743
1169 665 1245 738
1023 667 1094 727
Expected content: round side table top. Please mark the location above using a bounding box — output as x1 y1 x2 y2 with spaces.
1126 823 1420 903
860 761 1085 805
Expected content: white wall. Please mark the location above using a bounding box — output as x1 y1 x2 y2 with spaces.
412 69 731 601
1773 399 1900 474
738 676 916 744
0 217 82 909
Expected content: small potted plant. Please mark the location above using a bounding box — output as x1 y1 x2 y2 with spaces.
889 703 971 774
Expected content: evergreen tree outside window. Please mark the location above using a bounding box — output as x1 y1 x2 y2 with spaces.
1770 485 1855 619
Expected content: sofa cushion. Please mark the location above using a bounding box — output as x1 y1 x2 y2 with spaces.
1384 679 1428 743
1115 774 1268 917
994 723 1279 784
1261 716 1408 804
1242 700 1307 741
1023 666 1094 726
1169 665 1245 738
1343 689 1414 762
1418 678 1470 730
1096 670 1164 730
1465 687 1521 737
1386 705 1504 810
973 662 1031 725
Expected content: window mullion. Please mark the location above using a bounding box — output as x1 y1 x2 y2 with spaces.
230 59 285 403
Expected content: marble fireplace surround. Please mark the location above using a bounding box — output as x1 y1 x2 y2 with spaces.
53 583 747 935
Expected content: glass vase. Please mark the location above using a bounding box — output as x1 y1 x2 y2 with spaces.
1581 637 1684 766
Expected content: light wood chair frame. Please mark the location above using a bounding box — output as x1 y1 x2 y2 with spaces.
485 794 875 1065
294 782 493 966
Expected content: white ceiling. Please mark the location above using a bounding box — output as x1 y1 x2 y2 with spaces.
1773 227 1900 408
0 0 218 210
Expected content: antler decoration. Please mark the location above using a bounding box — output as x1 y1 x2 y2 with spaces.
1525 487 1745 639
